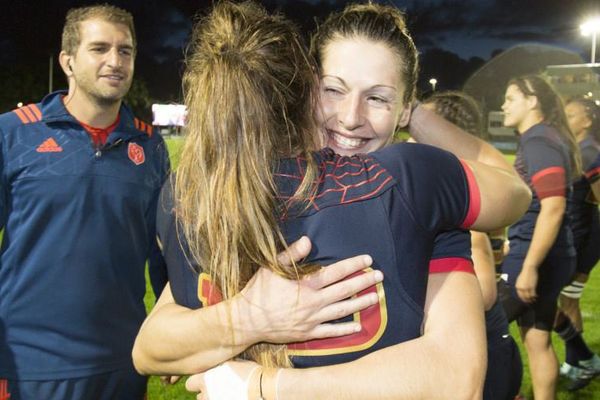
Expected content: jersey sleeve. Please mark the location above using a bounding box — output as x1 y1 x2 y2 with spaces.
156 175 203 309
371 143 480 232
584 153 600 184
522 137 568 199
429 229 474 275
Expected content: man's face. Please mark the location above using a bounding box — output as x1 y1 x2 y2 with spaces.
69 18 134 106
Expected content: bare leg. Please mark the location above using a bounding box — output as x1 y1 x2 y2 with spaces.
521 326 557 400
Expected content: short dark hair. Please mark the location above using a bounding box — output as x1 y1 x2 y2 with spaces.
61 4 136 55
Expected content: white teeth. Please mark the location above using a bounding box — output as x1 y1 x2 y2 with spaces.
332 132 365 148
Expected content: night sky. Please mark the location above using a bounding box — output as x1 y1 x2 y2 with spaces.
1 0 599 113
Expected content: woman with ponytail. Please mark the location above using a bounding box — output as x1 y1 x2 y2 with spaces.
135 2 531 399
499 75 581 399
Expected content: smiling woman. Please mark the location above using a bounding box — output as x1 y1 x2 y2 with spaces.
318 38 409 155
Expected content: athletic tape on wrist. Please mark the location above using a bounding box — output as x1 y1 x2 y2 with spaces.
204 364 260 400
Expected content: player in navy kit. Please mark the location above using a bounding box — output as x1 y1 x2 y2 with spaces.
0 5 169 400
555 97 600 387
423 91 523 400
499 75 581 400
134 3 528 399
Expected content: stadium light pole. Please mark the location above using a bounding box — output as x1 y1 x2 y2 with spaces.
581 17 600 63
429 78 438 91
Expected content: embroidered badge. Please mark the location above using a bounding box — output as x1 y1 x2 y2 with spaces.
128 142 145 165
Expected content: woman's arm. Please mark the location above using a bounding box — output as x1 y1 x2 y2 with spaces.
188 271 486 400
463 159 531 232
132 247 382 375
409 103 515 174
471 231 497 310
515 196 566 303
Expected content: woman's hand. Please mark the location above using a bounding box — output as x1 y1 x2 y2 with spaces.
515 267 538 303
236 236 383 344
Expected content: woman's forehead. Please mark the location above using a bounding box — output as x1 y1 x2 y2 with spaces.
321 38 401 85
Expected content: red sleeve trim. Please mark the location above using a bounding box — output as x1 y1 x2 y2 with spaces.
459 160 481 229
585 166 600 181
531 166 566 199
429 257 475 274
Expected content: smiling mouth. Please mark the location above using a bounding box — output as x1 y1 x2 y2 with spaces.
329 130 367 149
101 75 125 82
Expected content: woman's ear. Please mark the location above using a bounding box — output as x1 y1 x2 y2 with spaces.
526 95 539 112
396 104 412 129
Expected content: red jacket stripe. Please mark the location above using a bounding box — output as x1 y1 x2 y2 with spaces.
27 104 42 121
13 108 30 123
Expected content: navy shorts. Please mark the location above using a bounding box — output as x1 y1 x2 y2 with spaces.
575 221 600 275
4 367 147 400
499 253 575 330
483 302 523 400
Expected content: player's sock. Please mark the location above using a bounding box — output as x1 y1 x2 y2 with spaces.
555 319 593 365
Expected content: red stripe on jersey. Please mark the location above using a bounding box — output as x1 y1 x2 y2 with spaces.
28 104 42 120
531 166 566 199
13 108 30 123
459 160 481 229
585 166 600 182
429 257 475 275
20 106 37 122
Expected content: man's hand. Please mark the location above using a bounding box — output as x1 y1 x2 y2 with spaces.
237 236 383 344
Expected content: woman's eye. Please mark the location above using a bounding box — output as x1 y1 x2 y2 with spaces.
324 87 344 98
368 96 388 105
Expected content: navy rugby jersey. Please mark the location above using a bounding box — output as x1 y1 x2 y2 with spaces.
569 136 600 243
0 92 170 379
159 143 477 367
508 123 575 257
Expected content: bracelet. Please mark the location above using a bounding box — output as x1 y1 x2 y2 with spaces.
258 369 265 400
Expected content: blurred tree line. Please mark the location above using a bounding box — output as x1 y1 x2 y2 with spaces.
0 0 503 116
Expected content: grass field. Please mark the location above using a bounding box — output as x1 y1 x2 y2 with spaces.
144 139 600 399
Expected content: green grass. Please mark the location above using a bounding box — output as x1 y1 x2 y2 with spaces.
510 272 600 399
144 140 600 399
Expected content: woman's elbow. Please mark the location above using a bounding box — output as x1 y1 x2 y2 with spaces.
131 339 153 375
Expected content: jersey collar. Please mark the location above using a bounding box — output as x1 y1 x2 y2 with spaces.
39 91 148 143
